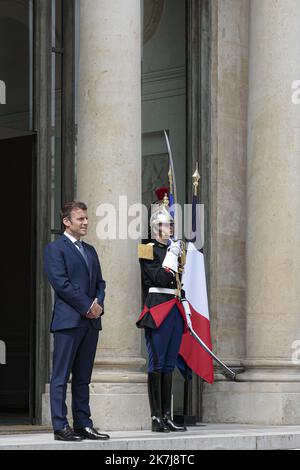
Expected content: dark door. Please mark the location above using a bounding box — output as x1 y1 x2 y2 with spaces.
0 135 35 423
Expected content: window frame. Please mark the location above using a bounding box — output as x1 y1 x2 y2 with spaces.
34 0 76 423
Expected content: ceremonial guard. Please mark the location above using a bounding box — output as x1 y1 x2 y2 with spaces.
137 191 188 433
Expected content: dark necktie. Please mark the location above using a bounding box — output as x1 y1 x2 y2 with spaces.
75 240 89 268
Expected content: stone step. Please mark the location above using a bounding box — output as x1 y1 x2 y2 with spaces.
0 424 300 450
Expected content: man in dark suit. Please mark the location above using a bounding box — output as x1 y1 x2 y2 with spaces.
44 201 110 441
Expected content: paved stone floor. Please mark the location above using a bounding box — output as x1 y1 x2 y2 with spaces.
0 424 300 450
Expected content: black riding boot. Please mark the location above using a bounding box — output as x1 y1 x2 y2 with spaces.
161 372 187 432
148 372 170 432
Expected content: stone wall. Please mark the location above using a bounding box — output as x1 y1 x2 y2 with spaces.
209 0 249 369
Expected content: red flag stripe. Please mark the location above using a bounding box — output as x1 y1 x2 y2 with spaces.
179 303 214 384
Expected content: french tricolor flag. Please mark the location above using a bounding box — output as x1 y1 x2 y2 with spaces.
180 242 214 384
175 188 214 384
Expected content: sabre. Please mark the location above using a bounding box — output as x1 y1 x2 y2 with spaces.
190 329 236 380
164 130 180 240
182 300 236 381
164 130 177 204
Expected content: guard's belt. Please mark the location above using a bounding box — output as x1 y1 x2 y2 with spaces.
149 288 177 295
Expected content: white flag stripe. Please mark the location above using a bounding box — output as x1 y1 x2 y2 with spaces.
182 242 210 320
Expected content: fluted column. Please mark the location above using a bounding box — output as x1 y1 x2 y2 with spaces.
76 0 149 430
203 0 300 424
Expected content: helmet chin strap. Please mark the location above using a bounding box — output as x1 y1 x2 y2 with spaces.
156 222 173 243
156 236 168 245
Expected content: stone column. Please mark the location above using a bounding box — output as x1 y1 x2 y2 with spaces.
203 0 300 424
75 0 149 430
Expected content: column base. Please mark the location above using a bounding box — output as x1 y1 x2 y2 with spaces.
42 379 151 431
43 355 151 431
203 381 300 425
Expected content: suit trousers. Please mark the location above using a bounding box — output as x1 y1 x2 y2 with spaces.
50 326 99 431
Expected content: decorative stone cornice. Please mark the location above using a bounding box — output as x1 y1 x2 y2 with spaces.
142 65 186 101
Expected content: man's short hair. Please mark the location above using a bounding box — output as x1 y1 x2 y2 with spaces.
60 201 88 225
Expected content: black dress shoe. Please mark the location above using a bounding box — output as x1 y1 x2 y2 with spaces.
54 425 84 441
74 427 110 440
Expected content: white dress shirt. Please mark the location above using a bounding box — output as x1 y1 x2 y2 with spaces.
64 231 80 247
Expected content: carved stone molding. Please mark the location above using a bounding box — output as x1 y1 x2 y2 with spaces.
143 0 165 45
142 65 186 101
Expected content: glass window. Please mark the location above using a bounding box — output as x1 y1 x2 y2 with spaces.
51 0 76 238
0 0 34 135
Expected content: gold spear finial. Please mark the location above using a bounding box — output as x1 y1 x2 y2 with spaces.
163 192 169 206
192 163 201 196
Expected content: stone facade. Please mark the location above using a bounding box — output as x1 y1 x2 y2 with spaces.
43 0 300 429
203 0 300 424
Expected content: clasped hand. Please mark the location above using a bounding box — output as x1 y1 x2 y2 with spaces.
86 298 103 319
168 239 183 257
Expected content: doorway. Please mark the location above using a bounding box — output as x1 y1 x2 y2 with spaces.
0 134 36 424
142 0 187 415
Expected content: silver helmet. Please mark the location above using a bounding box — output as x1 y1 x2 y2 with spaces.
150 202 173 236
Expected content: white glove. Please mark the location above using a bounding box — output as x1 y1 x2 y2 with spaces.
162 251 178 272
168 240 182 257
162 240 182 273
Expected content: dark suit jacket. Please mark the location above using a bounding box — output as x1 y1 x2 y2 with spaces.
44 234 106 332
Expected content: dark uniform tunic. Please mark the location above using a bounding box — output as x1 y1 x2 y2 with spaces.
137 240 187 373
